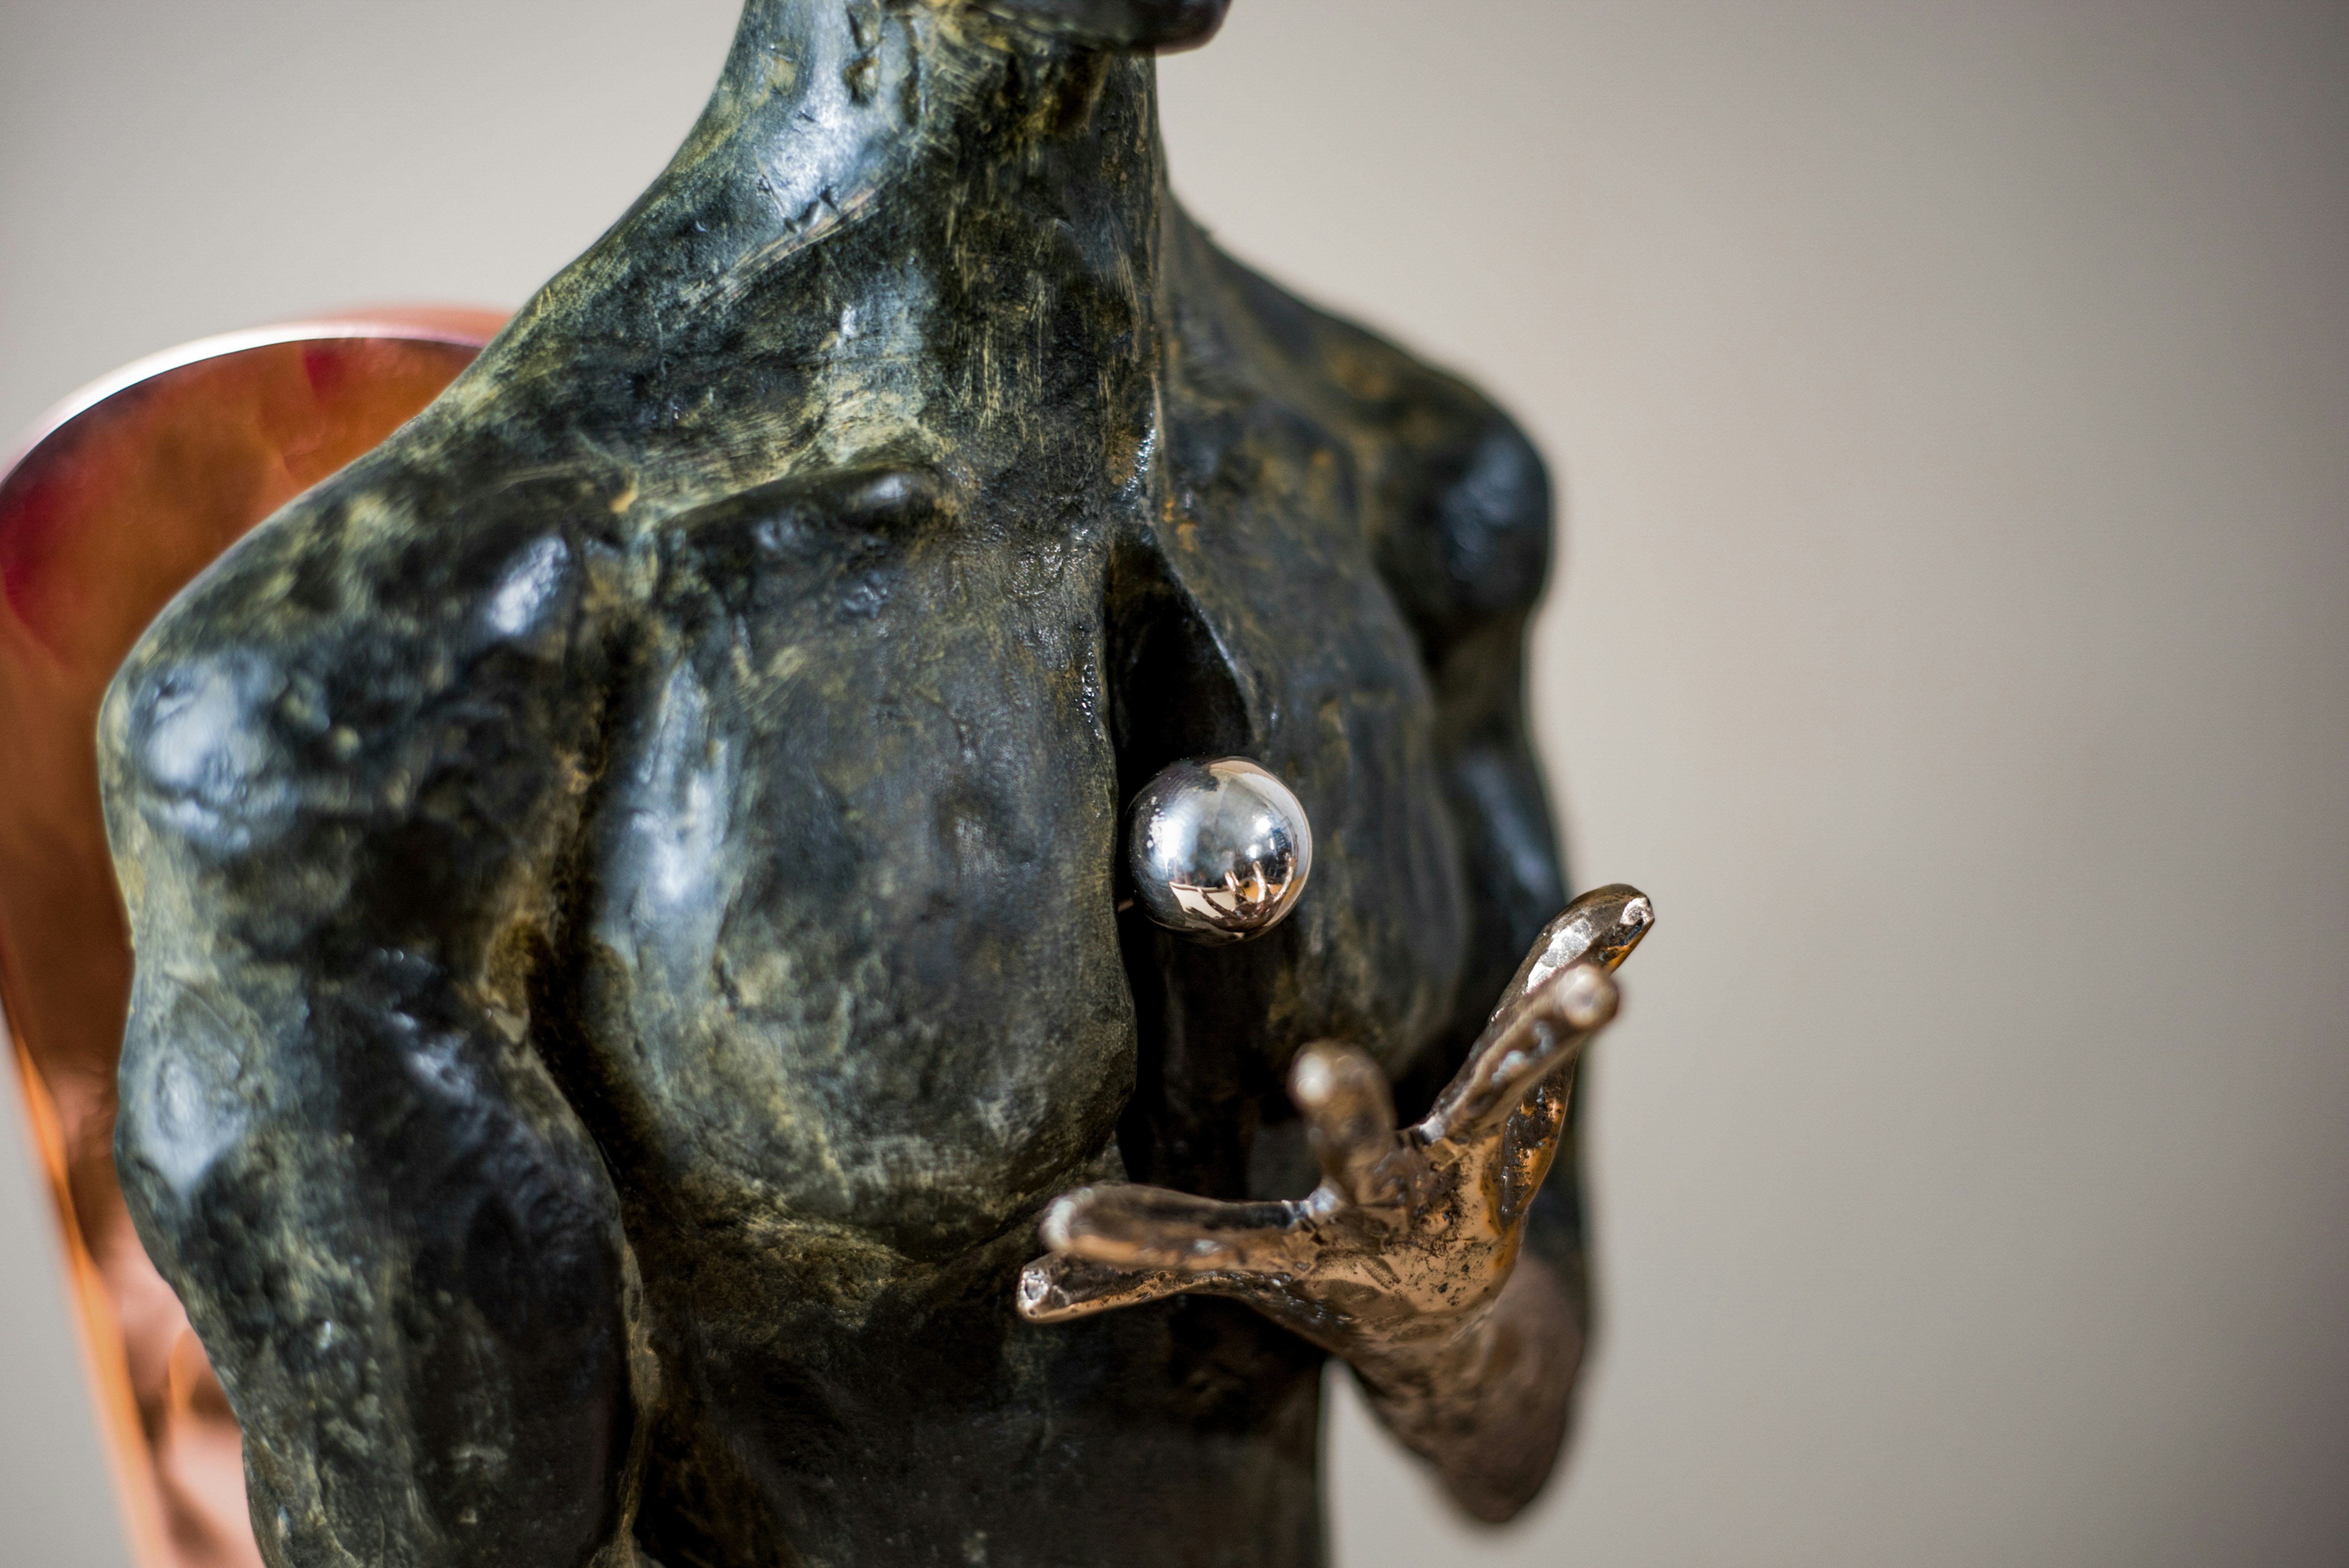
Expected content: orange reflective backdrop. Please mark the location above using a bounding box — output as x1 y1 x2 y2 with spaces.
0 309 504 1568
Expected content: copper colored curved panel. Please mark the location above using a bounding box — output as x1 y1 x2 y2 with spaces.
0 309 505 1568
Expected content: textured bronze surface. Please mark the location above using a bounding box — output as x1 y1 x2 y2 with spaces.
0 311 502 1568
91 3 1633 1564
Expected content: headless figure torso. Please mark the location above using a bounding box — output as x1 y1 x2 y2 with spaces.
101 8 1578 1564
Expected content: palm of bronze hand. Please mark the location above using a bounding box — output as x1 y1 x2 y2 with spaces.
1016 885 1655 1353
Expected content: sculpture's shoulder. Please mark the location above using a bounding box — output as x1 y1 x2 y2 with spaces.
98 402 629 888
1168 212 1556 658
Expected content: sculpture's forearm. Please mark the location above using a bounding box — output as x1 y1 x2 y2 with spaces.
1345 1253 1585 1524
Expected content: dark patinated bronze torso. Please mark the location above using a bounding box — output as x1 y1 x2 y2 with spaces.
100 6 1574 1564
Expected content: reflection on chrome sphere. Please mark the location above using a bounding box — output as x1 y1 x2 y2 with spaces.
1125 757 1313 943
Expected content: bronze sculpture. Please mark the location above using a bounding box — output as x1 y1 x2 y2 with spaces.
60 1 1655 1562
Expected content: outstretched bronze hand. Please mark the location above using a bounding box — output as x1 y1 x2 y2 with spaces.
1018 884 1653 1517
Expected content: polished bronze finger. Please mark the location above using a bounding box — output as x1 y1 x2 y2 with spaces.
1419 963 1617 1144
1485 885 1655 1038
1040 1183 1318 1275
1288 1040 1401 1207
1013 1253 1200 1323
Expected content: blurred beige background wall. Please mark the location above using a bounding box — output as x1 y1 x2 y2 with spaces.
4 1 2345 1564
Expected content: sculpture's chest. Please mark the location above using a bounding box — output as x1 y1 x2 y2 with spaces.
582 453 1467 1260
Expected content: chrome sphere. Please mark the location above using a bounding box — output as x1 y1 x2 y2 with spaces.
1125 757 1313 943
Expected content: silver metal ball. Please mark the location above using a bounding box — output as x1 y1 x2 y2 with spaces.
1125 757 1313 944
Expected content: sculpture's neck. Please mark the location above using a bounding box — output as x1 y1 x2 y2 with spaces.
498 0 1175 484
671 0 1167 298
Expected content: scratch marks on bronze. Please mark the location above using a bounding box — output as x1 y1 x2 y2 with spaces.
717 5 926 301
809 276 941 466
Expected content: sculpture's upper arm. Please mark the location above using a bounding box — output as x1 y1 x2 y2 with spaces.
1375 406 1554 677
1369 391 1589 1287
97 467 637 1566
1375 401 1567 1012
